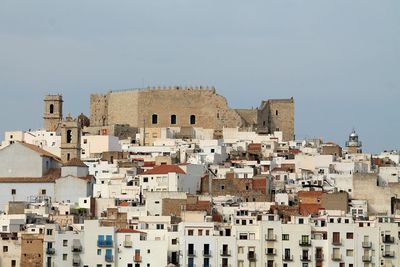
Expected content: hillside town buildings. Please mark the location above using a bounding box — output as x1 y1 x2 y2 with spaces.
0 89 399 267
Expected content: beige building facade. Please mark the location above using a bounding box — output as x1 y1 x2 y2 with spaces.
90 87 295 141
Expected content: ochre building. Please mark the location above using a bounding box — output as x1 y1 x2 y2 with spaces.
90 86 295 141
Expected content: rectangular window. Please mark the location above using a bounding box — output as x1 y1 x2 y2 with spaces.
188 229 194 236
63 254 67 261
282 234 289 240
3 246 8 252
11 189 16 195
346 232 353 239
63 240 68 247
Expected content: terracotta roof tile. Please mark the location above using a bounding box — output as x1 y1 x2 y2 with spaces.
19 142 62 162
141 165 185 175
63 158 87 167
116 228 146 234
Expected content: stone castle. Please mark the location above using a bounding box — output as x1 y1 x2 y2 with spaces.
89 86 295 141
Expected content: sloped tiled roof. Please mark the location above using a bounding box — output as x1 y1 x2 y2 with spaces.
116 228 146 234
18 142 62 162
140 165 186 175
63 158 87 167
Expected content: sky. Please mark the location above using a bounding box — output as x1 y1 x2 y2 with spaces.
0 0 399 153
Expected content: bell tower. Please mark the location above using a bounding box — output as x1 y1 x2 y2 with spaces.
44 95 63 132
60 115 81 162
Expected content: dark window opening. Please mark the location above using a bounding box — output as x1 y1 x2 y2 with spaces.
66 130 72 143
171 114 176 125
190 115 196 125
152 114 158 124
50 104 54 114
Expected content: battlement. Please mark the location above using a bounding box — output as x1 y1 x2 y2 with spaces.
110 85 216 94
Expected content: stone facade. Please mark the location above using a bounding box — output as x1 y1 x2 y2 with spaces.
90 87 295 141
43 95 63 132
60 116 81 162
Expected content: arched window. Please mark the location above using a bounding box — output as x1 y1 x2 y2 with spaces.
152 114 158 124
171 114 177 125
190 115 196 125
49 104 54 114
66 130 72 144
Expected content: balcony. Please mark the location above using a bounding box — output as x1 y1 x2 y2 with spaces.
382 236 395 244
220 250 231 257
203 250 212 257
72 256 81 266
282 255 293 261
46 248 55 255
105 255 113 263
123 240 133 248
315 253 324 261
247 252 256 261
332 239 342 246
362 241 372 248
362 255 372 262
265 248 276 255
299 239 312 246
134 255 142 262
71 245 82 253
300 255 311 261
265 234 277 241
331 254 342 261
383 251 395 258
187 250 196 257
97 240 113 247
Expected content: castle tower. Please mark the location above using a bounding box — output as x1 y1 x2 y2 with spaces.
60 115 81 162
43 95 63 132
345 129 362 153
257 98 295 141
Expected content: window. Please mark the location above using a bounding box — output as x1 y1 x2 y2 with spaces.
239 233 248 240
50 104 54 114
188 230 194 236
346 249 353 256
143 177 148 182
190 115 196 125
282 234 289 240
46 229 53 236
198 230 203 236
156 224 164 230
63 254 67 261
211 148 215 153
83 139 87 144
275 110 278 116
97 249 101 255
3 246 8 252
41 189 47 195
66 130 72 143
170 114 176 125
67 153 71 161
63 240 68 247
238 246 244 254
11 189 16 195
346 232 353 239
171 238 177 245
152 114 158 124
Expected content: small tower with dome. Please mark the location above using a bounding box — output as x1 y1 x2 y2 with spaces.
345 129 362 153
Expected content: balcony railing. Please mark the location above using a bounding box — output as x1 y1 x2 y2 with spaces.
187 250 196 257
124 240 133 248
247 252 256 261
46 248 55 255
362 255 372 262
383 251 395 258
299 239 312 246
220 250 231 257
331 254 342 261
203 250 212 257
72 256 81 266
265 248 276 255
97 240 113 247
282 255 293 261
71 245 82 253
105 255 113 262
300 255 311 261
362 241 372 248
315 253 324 261
382 236 395 244
265 234 277 241
332 239 342 246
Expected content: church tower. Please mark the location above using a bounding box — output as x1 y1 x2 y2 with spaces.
43 95 63 132
60 115 81 162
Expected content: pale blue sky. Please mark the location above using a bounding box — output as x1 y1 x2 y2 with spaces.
0 0 399 153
